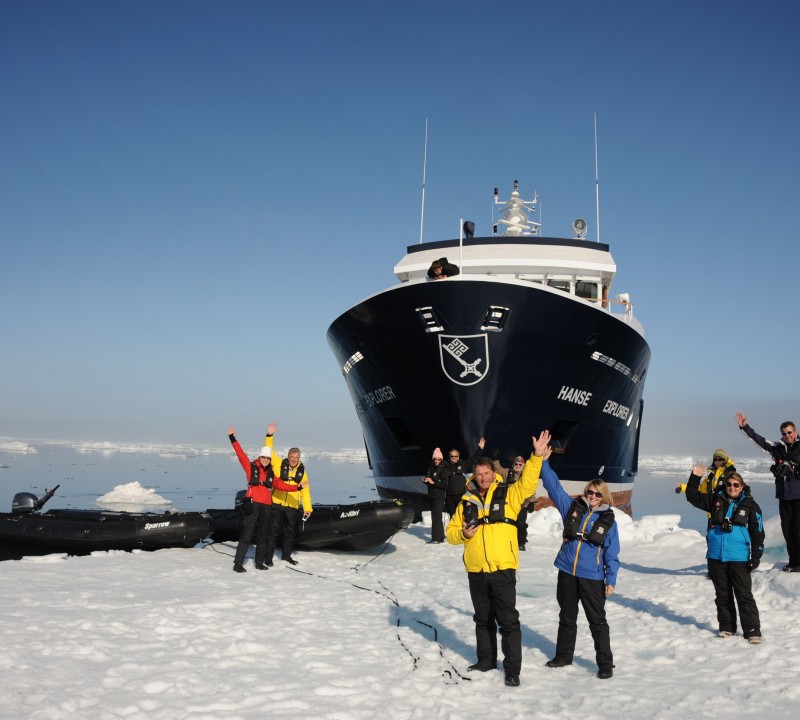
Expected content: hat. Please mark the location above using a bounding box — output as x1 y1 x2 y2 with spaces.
432 447 444 460
258 446 272 458
712 449 728 462
513 456 525 464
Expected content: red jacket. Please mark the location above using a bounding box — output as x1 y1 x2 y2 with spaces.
229 436 300 505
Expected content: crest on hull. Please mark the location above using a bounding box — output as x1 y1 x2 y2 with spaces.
438 334 489 386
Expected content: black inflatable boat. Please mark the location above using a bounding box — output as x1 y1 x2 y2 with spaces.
0 486 213 560
206 493 414 551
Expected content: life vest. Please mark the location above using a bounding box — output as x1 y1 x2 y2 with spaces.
248 461 274 489
709 490 753 529
462 483 517 527
280 458 305 483
563 500 615 546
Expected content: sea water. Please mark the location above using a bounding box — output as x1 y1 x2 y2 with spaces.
0 442 780 534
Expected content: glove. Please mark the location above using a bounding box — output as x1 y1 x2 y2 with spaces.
746 558 760 573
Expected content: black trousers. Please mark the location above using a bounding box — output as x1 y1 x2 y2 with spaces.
468 569 520 676
429 493 445 542
516 508 530 546
265 504 300 561
233 502 273 567
779 498 800 567
707 558 761 637
554 570 613 670
445 494 461 519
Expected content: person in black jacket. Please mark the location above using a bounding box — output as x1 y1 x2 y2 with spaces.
444 440 485 518
736 411 800 571
685 465 764 642
507 455 537 550
423 448 449 543
427 257 460 280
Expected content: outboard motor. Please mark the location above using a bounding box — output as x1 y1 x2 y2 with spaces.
12 492 38 514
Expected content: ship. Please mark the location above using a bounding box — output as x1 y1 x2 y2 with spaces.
326 180 650 512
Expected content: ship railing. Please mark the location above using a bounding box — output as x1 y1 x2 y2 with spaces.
585 295 634 317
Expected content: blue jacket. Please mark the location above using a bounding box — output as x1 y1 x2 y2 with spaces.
540 462 620 586
685 472 764 563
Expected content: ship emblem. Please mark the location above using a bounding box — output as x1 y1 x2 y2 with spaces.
439 334 489 386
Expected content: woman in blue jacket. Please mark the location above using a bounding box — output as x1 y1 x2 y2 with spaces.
540 448 620 679
685 464 764 643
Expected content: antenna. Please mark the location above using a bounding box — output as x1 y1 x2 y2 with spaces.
419 118 428 245
594 113 601 244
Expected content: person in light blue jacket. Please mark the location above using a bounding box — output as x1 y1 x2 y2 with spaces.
539 447 620 680
685 464 764 643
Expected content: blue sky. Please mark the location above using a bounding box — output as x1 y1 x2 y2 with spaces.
1 0 798 457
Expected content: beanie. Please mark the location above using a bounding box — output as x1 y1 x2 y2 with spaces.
432 447 444 460
258 446 272 458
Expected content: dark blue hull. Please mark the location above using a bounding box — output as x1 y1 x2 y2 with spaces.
327 278 650 510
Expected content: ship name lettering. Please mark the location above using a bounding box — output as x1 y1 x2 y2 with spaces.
602 400 630 420
144 522 170 530
361 385 396 409
340 509 360 518
557 385 592 407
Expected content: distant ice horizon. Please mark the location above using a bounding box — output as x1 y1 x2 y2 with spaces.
0 437 779 486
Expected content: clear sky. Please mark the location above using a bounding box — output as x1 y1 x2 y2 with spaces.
2 0 798 456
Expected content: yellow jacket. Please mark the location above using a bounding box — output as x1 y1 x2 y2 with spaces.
446 454 542 572
677 458 736 494
264 435 312 511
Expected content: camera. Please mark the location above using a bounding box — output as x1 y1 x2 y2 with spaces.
721 518 733 533
463 503 479 527
771 461 796 481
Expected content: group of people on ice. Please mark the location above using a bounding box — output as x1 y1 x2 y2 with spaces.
438 411 800 687
226 410 800 688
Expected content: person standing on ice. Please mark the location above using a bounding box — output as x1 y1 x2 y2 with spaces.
422 447 450 543
685 463 764 643
445 430 548 688
539 449 619 680
736 411 800 572
262 422 313 566
227 426 307 573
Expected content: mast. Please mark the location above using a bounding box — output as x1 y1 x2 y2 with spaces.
594 113 601 244
419 118 428 245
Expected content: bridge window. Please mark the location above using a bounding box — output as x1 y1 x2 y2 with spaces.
575 281 598 300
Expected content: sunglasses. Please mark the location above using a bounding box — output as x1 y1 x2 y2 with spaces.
449 454 459 458
585 490 603 498
781 430 796 436
713 458 725 462
725 482 742 489
513 462 524 467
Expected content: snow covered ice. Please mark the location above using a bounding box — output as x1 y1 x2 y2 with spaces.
1 504 797 720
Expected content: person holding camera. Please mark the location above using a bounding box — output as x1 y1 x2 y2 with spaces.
445 429 549 688
736 412 800 571
423 448 450 543
685 463 764 643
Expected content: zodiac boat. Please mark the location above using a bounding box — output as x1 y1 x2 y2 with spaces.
206 492 415 551
0 486 213 560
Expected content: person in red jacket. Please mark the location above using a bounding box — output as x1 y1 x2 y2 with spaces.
228 426 307 573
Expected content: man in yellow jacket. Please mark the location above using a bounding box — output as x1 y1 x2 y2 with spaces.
263 422 313 566
446 429 550 688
